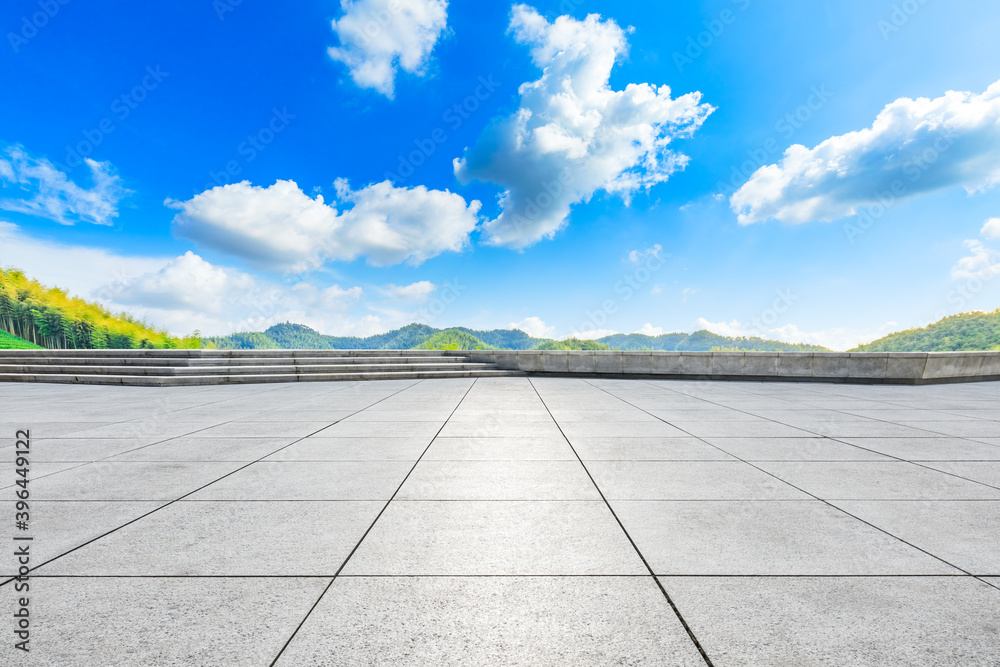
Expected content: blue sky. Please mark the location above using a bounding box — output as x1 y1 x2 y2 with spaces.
2 0 999 349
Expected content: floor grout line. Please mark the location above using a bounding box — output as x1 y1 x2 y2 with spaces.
584 379 985 582
0 380 425 589
527 377 717 667
266 377 480 667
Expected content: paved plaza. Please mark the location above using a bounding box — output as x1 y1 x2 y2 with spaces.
2 376 1000 665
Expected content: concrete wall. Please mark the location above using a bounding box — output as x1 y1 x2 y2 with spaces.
448 350 1000 384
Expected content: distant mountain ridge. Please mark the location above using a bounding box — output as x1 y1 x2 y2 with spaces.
205 322 832 352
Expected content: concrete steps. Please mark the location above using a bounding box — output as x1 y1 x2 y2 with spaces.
0 350 523 386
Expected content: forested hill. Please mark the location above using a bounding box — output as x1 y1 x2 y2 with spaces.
206 322 832 352
0 267 197 349
598 330 829 352
851 310 1000 352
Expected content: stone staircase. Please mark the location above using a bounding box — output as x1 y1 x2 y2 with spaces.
0 349 522 386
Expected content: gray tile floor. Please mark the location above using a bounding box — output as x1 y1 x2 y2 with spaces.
2 377 1000 665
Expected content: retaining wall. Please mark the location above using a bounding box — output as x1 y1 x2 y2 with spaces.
447 350 1000 384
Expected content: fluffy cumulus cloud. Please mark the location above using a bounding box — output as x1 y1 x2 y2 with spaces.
98 251 396 335
169 179 480 270
982 217 1000 240
101 251 258 313
454 5 713 248
381 280 436 301
635 323 663 336
0 221 168 300
731 79 1000 225
508 316 556 339
0 145 129 225
328 0 448 98
952 219 1000 281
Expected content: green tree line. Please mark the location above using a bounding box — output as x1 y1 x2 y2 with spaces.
0 267 199 350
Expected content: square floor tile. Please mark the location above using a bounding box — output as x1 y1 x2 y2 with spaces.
612 500 956 575
264 437 431 461
0 577 327 666
702 437 889 461
831 500 1000 575
422 437 574 460
586 461 809 500
111 436 297 461
397 460 600 500
29 461 242 500
41 500 382 575
570 437 735 461
755 461 1000 500
342 501 647 575
275 577 705 666
659 576 1000 666
834 437 1000 461
920 461 1000 488
1 501 164 572
189 461 413 500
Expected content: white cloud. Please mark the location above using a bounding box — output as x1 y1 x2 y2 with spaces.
731 79 1000 225
0 221 168 299
454 5 713 248
0 145 129 226
328 0 448 99
981 217 1000 240
0 222 418 337
951 217 1000 280
381 280 436 301
169 179 480 270
567 327 618 340
951 239 1000 280
101 251 256 313
626 244 662 264
508 316 556 339
634 323 663 336
696 317 898 352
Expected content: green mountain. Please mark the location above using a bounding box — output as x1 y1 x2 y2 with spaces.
599 330 829 352
851 310 1000 352
206 322 828 352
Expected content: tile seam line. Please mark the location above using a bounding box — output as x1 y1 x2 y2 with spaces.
42 380 363 464
630 381 1000 492
266 377 479 667
768 380 1000 483
527 377 716 667
15 573 989 579
582 379 975 578
0 379 424 589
